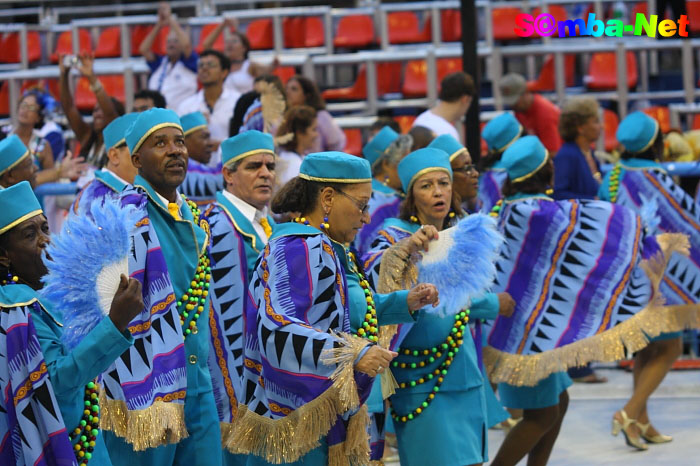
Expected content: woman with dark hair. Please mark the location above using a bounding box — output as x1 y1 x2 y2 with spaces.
600 111 700 450
275 105 318 188
286 75 346 152
232 151 438 465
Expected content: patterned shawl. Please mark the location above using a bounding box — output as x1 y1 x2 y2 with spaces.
0 285 76 466
180 159 224 206
354 179 403 257
478 169 507 213
229 223 373 465
71 169 126 214
484 195 697 386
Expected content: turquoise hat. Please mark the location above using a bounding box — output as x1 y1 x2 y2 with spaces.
300 151 371 184
397 148 453 193
221 130 275 167
125 108 183 154
482 113 522 153
501 135 548 183
0 181 42 234
362 126 399 167
180 111 208 137
0 135 30 176
617 112 660 154
427 134 468 162
103 113 139 150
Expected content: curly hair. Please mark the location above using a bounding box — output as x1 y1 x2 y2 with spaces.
558 97 600 143
276 105 317 152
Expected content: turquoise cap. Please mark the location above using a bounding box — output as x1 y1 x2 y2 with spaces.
0 135 30 176
125 108 183 154
103 113 139 150
398 148 453 193
617 112 660 154
0 181 42 234
482 113 522 153
180 111 209 136
362 126 399 167
300 151 371 184
221 130 275 167
501 135 548 183
427 134 468 162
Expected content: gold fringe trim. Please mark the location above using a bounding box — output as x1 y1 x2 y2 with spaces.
369 462 385 466
485 233 699 386
380 367 399 399
98 390 188 450
220 421 234 447
225 333 371 463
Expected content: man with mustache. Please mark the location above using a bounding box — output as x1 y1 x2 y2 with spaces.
200 130 276 465
179 111 222 206
101 108 222 465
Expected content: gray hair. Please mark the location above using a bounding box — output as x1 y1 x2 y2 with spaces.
372 134 413 175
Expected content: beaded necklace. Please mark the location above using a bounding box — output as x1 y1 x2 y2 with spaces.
390 309 469 423
175 199 211 339
409 211 456 225
347 251 378 342
608 164 622 202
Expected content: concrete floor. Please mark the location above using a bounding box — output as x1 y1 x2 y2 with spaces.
387 367 700 465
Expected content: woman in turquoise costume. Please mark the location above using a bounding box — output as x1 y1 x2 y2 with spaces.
0 181 143 465
354 126 411 256
230 151 439 465
599 112 700 450
362 147 503 466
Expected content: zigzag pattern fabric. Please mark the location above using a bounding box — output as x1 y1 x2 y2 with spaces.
0 296 75 465
71 170 127 215
180 160 224 206
478 169 507 213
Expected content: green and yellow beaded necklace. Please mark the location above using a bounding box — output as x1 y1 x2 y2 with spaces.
347 251 379 342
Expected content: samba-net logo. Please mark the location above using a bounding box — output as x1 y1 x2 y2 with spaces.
515 13 689 38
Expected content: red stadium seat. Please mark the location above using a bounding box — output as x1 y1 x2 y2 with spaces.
196 23 224 54
344 128 362 156
131 25 169 57
394 115 416 134
642 106 671 134
94 27 121 58
492 7 522 41
302 17 325 47
323 66 368 101
0 31 42 63
531 6 568 37
388 12 424 44
441 9 462 42
585 52 638 90
401 58 463 97
50 29 93 63
273 66 296 85
527 54 576 91
323 62 401 101
0 82 9 116
603 109 619 152
688 1 700 33
247 19 273 50
75 75 125 111
334 15 374 48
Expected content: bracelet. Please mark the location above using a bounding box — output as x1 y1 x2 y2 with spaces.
90 80 103 93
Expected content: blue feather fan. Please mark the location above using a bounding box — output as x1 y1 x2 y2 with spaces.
41 198 140 350
418 213 503 315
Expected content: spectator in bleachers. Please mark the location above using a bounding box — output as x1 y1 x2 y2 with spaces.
201 17 277 95
368 117 400 140
58 52 123 170
238 75 287 135
408 125 436 151
133 89 167 112
286 75 346 153
412 71 475 143
141 2 198 111
275 105 317 189
553 97 603 201
177 50 240 147
499 73 562 153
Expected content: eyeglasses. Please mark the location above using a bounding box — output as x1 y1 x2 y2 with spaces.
336 189 369 215
197 61 221 70
454 164 477 175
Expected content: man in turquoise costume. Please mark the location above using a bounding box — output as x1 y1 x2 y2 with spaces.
100 108 223 465
72 112 139 212
0 134 38 188
179 111 222 206
200 129 276 465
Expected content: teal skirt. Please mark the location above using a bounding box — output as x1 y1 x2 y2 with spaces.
393 386 488 466
650 331 683 342
246 440 327 466
499 371 572 410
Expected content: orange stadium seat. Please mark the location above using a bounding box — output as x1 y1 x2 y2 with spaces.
94 27 121 58
492 7 522 41
51 29 93 63
283 17 324 48
131 25 169 57
642 106 671 133
323 63 401 101
334 15 374 48
75 75 125 111
273 66 296 85
441 9 462 42
394 115 416 134
302 17 325 47
527 54 576 91
688 1 700 33
344 128 362 156
585 52 638 90
603 109 619 152
247 19 273 50
402 58 463 97
0 31 42 63
196 23 224 54
531 6 568 37
388 12 424 44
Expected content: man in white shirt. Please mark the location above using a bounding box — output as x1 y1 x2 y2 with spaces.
412 71 476 144
142 2 198 110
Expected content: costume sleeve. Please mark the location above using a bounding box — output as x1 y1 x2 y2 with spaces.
374 290 413 325
469 293 499 321
32 312 133 398
361 229 397 291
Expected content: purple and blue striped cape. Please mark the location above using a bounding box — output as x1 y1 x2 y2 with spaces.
180 159 224 207
231 222 373 464
600 160 700 306
478 169 507 213
0 286 76 466
353 179 403 256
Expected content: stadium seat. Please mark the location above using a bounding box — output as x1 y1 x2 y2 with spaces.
527 54 576 91
394 115 416 134
642 106 671 133
302 17 325 47
75 75 125 111
401 58 463 97
94 27 121 58
131 25 169 56
492 7 522 41
531 6 568 38
334 15 374 48
196 23 224 54
273 66 296 85
344 128 362 156
693 114 700 130
388 12 424 44
603 109 619 152
584 52 638 90
0 82 9 116
441 9 462 42
50 29 93 63
247 19 273 50
0 31 42 63
283 17 324 48
688 1 700 33
323 62 401 101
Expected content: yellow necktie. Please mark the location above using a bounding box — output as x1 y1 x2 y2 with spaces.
168 202 181 221
259 217 272 238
